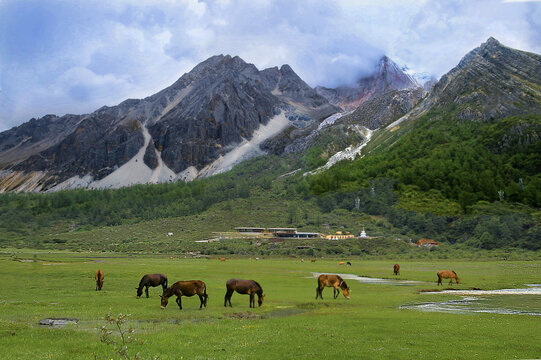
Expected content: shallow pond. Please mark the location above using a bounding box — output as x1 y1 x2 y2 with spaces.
401 284 541 316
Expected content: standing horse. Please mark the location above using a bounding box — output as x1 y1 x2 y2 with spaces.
316 274 350 300
224 279 264 308
94 270 104 291
393 264 400 276
160 280 208 310
437 270 460 285
136 274 168 298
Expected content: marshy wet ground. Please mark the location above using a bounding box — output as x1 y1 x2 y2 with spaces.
310 272 423 286
401 284 541 316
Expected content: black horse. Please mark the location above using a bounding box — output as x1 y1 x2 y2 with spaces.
136 274 168 298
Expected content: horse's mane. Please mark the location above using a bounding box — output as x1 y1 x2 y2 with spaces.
253 280 263 293
452 270 457 276
162 285 173 297
340 280 348 289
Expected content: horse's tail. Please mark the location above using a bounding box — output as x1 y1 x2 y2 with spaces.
164 276 168 289
97 271 102 283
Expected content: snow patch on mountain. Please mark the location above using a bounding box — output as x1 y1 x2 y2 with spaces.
50 125 176 191
198 111 290 178
317 111 350 131
304 126 373 176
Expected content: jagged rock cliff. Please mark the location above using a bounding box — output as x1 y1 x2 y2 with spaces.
424 37 541 121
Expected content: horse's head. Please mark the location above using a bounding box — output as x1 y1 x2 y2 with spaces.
136 287 142 298
456 277 460 284
340 281 350 300
160 295 168 309
258 294 264 307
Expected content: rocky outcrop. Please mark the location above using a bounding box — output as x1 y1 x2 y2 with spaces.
340 88 425 130
422 37 541 122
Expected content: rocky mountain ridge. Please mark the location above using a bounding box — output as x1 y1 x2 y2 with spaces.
0 55 338 192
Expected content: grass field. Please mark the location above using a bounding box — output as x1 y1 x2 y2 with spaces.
1 250 540 359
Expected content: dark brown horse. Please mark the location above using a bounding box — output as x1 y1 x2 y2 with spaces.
393 264 400 276
136 274 168 298
94 270 104 291
316 274 350 300
437 270 460 285
160 280 208 310
224 279 264 308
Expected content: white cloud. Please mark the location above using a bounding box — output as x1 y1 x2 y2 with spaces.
0 0 539 131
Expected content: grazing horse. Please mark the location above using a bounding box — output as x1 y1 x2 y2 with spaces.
346 261 352 266
316 274 350 300
160 280 208 310
311 259 316 263
136 274 168 298
437 270 460 285
393 264 400 276
219 257 227 262
224 279 264 308
338 262 345 266
94 270 104 291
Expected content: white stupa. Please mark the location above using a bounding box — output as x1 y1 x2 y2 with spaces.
360 228 367 238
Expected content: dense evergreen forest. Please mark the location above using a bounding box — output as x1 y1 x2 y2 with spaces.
308 113 541 209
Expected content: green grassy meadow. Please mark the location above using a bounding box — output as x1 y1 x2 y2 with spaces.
1 250 540 359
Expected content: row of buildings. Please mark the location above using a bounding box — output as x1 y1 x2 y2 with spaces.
234 227 439 246
234 227 369 240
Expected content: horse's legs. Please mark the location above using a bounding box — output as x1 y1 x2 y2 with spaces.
249 293 255 308
204 293 208 307
198 294 204 309
224 290 233 307
176 296 182 310
437 276 442 286
334 287 340 299
145 285 150 298
316 285 324 299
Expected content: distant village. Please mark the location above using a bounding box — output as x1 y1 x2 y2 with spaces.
231 227 439 247
233 226 371 240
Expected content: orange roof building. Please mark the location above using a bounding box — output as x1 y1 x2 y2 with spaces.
416 238 439 247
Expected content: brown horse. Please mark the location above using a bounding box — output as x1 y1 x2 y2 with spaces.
94 270 104 291
219 257 227 262
316 274 350 300
338 262 345 266
437 270 460 285
393 264 400 276
160 280 208 310
136 274 168 298
224 279 264 308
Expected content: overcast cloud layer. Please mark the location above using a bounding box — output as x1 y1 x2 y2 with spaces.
1 0 540 131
